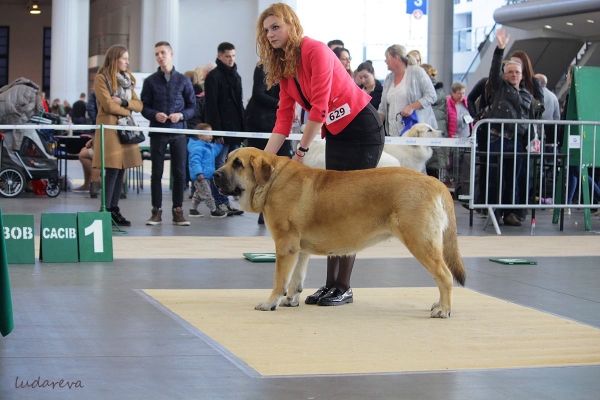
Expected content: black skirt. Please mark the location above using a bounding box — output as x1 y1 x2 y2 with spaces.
324 103 385 171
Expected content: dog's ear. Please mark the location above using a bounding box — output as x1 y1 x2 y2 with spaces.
251 155 273 186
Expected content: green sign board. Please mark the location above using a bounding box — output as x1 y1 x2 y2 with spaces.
243 252 276 262
39 213 79 263
77 212 113 262
2 214 35 264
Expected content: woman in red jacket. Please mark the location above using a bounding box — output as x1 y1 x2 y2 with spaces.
257 3 385 307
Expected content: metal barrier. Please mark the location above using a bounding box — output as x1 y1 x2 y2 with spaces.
468 119 599 234
14 121 600 237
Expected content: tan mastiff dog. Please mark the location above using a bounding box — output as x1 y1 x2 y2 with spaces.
213 147 465 318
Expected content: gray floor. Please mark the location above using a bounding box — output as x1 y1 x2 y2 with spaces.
1 160 600 399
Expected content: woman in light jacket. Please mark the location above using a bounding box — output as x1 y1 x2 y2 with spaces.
91 44 143 226
378 44 437 136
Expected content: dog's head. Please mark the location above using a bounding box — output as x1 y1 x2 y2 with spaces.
213 147 277 211
403 123 442 139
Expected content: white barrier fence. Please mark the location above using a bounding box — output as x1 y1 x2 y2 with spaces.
3 121 598 235
468 119 599 234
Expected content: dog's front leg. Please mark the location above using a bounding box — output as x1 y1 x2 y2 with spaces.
255 252 299 311
280 252 310 307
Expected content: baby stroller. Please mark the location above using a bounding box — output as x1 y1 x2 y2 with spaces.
0 114 61 198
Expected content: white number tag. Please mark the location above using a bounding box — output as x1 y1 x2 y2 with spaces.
326 103 351 125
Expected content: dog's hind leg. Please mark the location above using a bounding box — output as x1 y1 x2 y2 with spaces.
255 249 300 311
400 234 454 318
280 252 310 307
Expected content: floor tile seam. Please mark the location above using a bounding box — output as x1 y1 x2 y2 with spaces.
464 269 600 305
134 290 261 379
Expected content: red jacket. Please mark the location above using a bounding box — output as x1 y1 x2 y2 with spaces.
273 37 371 136
446 96 472 138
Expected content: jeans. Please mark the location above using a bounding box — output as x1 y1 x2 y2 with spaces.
486 135 525 216
209 178 228 206
215 143 239 169
104 168 124 209
568 166 600 204
150 133 187 210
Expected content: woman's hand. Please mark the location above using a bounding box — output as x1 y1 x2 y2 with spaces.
111 96 122 105
292 152 304 163
495 28 510 49
400 104 415 117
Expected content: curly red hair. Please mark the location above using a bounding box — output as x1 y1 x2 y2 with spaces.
256 3 304 89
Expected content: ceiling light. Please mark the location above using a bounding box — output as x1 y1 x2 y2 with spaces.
566 22 574 26
544 25 552 29
28 1 41 15
587 19 594 23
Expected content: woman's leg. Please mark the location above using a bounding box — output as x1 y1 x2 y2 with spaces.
318 103 384 305
75 147 92 190
103 168 121 209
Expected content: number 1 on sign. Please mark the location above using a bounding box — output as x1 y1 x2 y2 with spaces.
84 219 104 252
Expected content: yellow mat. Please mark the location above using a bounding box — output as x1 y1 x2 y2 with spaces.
143 287 600 376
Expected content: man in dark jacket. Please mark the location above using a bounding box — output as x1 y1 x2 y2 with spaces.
203 42 245 215
141 41 196 226
485 28 533 227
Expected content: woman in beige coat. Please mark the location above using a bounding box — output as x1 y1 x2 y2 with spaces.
92 44 143 226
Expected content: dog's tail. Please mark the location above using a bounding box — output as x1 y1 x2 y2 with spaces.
442 193 466 286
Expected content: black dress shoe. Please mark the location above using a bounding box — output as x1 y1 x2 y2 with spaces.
257 212 264 225
317 288 353 306
304 286 331 305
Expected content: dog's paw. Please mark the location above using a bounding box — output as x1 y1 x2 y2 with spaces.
430 307 451 318
430 301 440 310
280 294 300 307
255 300 279 311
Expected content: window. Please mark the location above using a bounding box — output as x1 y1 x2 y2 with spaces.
42 27 51 96
0 27 8 87
454 0 461 4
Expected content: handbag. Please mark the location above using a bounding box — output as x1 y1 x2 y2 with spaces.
116 115 145 144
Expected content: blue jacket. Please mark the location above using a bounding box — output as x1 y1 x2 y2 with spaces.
187 138 223 179
141 66 196 134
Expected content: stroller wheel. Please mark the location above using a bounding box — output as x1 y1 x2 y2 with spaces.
0 168 25 198
45 179 61 197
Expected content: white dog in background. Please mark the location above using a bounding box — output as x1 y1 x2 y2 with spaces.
303 123 440 172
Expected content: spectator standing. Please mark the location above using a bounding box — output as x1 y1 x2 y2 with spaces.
327 39 344 50
534 73 560 144
332 47 353 77
485 28 534 227
408 49 422 66
141 41 196 226
187 123 228 218
378 45 437 137
87 91 98 124
355 61 383 109
50 98 65 117
421 63 449 179
446 82 474 194
204 42 245 216
40 91 50 112
71 93 87 124
90 44 143 226
245 63 292 225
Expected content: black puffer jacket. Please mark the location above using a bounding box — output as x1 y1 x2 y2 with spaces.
204 59 245 144
140 66 196 134
486 47 533 142
246 64 279 133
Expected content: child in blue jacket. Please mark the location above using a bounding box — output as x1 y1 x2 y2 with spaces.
187 123 226 218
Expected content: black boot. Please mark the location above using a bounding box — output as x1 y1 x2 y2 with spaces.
90 181 100 199
110 207 131 227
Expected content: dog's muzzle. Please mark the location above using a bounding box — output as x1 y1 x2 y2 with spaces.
212 170 243 196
